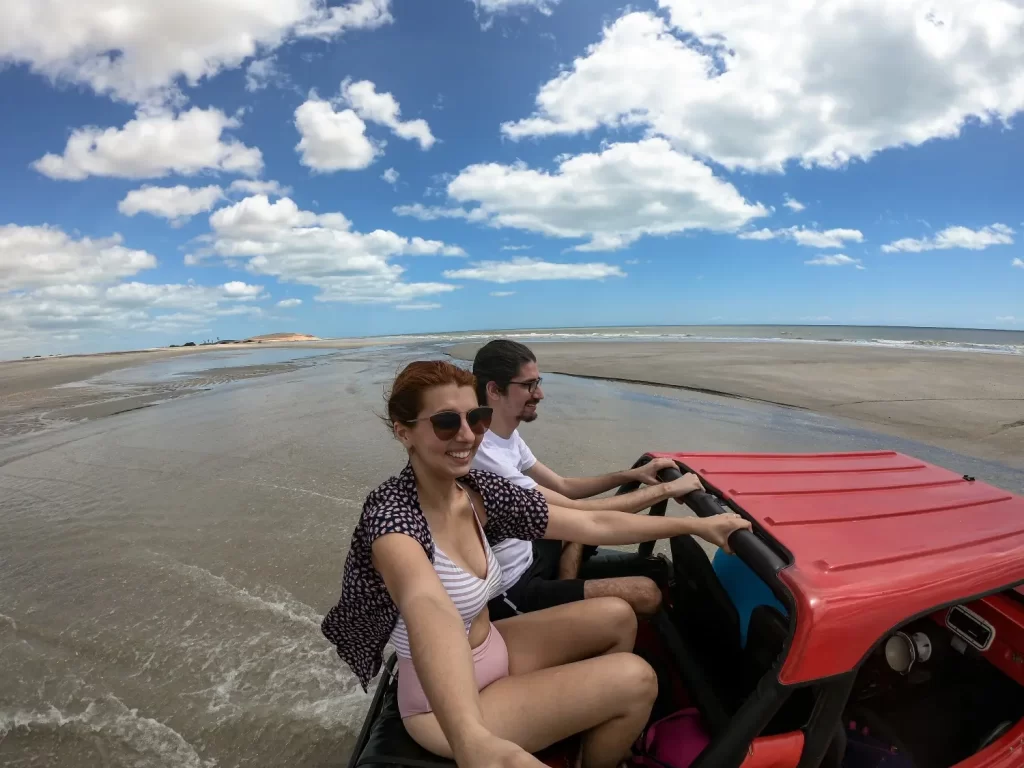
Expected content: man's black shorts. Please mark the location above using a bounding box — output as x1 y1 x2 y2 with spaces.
487 539 585 620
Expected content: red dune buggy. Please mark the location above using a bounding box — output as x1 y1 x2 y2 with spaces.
345 450 1024 767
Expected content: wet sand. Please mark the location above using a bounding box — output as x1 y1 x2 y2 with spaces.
0 339 403 441
2 342 1023 768
447 341 1024 469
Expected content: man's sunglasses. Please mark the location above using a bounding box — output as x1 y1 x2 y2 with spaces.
509 377 543 394
407 407 493 440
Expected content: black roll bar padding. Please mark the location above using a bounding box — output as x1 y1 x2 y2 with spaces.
681 488 791 607
637 464 682 556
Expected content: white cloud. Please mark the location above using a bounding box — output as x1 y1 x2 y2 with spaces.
783 196 806 212
490 291 516 297
34 108 262 180
396 302 442 310
444 257 625 283
1 274 265 347
502 4 1024 172
192 195 463 304
805 254 863 267
0 0 393 105
1013 258 1024 269
277 298 303 308
738 226 863 248
341 79 435 150
118 184 224 223
229 179 292 197
245 56 282 92
882 224 1015 253
382 168 400 185
439 138 766 251
0 224 156 291
996 315 1018 323
393 203 485 222
501 245 531 251
470 0 560 14
737 228 777 242
294 96 382 172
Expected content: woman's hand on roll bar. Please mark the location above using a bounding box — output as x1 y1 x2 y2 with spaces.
665 472 705 502
698 513 752 554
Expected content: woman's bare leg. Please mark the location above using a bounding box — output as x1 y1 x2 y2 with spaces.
403 597 656 768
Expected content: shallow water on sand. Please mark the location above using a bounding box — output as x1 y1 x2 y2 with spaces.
2 344 1021 768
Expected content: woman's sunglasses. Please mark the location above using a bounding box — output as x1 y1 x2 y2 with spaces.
407 407 493 441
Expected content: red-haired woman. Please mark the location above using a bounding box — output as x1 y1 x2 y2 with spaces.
322 361 750 768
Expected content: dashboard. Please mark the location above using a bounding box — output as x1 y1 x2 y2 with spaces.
930 591 1024 687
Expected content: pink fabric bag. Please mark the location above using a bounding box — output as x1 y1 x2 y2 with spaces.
631 708 711 768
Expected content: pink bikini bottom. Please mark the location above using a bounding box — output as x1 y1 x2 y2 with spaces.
396 622 510 718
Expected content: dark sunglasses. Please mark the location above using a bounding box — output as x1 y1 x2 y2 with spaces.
509 377 543 394
407 406 493 440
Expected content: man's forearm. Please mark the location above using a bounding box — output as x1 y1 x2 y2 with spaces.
404 593 489 755
558 471 634 500
539 482 672 515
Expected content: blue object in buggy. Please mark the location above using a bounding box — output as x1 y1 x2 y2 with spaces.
712 549 787 648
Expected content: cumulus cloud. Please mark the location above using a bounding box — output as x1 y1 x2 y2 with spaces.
277 298 303 308
882 224 1015 253
0 0 393 105
738 226 863 248
34 108 262 180
490 291 516 296
190 194 464 304
502 3 1024 172
245 56 282 92
341 79 436 149
381 168 400 185
0 224 156 291
804 254 864 268
415 138 766 252
294 96 382 172
470 0 560 14
118 185 224 223
444 257 625 283
229 179 292 197
783 196 806 212
1013 258 1024 269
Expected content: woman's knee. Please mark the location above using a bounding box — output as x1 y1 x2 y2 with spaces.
608 652 658 708
591 595 638 644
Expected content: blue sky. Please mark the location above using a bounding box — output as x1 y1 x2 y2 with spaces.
2 0 1023 356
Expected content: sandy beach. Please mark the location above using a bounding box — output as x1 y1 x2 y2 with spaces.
0 338 405 440
2 339 1023 768
447 341 1024 469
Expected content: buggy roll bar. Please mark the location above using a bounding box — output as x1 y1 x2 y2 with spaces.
634 457 791 608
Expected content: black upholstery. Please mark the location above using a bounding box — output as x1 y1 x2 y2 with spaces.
354 667 454 768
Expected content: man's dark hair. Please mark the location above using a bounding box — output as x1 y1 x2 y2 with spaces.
472 339 536 405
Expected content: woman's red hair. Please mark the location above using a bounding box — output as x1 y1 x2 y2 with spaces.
384 360 476 430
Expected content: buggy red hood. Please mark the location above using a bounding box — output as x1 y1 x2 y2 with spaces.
650 450 1024 685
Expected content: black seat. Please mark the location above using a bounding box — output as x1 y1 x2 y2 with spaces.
354 665 453 768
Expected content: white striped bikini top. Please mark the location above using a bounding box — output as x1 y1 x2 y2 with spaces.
390 486 504 659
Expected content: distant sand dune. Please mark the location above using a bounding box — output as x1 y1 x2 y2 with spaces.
245 333 320 342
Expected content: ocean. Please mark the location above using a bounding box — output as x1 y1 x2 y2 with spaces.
344 324 1024 356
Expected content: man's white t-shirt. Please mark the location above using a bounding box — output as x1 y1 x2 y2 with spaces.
473 430 538 590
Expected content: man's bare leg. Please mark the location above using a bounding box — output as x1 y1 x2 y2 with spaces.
584 576 662 616
558 541 584 579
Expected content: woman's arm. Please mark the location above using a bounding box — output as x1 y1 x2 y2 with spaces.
542 474 752 552
372 533 523 763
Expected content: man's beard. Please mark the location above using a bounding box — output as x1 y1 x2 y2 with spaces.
519 401 539 422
